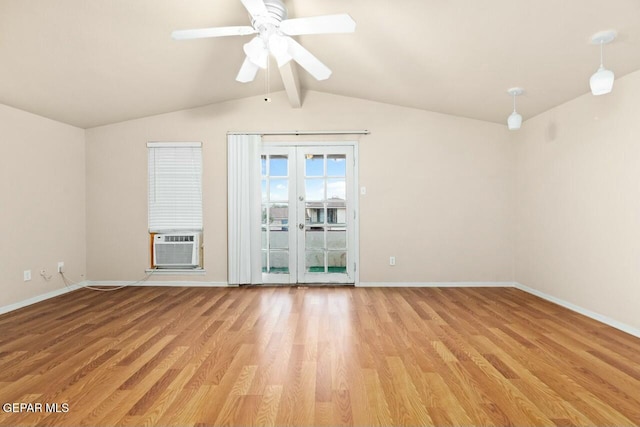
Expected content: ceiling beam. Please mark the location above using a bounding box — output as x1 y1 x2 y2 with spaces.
279 62 302 108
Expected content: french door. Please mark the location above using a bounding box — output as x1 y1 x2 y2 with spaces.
261 145 356 284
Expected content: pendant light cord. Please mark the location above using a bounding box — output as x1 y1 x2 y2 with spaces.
600 40 604 67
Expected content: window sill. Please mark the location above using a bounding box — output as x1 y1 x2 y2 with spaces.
146 268 206 275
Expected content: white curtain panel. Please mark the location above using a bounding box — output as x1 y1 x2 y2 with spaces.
227 134 263 285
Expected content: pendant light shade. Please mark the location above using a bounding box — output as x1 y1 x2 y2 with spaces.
508 111 522 130
589 30 616 96
506 87 523 131
590 66 615 96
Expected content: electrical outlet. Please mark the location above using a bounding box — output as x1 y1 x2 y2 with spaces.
389 256 396 266
57 262 64 273
24 270 31 281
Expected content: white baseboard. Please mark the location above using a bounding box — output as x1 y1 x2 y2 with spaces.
0 283 86 316
86 280 230 287
514 282 640 339
358 281 516 288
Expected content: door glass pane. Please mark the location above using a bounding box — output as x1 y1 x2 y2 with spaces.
262 153 290 277
305 154 324 177
305 203 325 225
327 154 346 177
328 251 347 273
261 155 267 177
270 212 289 249
261 180 267 202
326 207 346 224
269 251 289 273
327 227 346 249
327 178 345 200
305 179 324 201
305 251 325 273
305 229 324 249
269 155 288 177
269 179 288 201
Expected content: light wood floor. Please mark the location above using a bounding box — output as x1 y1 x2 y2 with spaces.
0 286 639 426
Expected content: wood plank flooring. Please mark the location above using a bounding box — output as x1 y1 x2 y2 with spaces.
0 286 638 426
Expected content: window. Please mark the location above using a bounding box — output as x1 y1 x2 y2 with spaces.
147 142 202 232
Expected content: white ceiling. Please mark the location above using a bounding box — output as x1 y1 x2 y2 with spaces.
1 0 639 129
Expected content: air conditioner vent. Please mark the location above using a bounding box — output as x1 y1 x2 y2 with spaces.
163 235 194 242
153 233 200 268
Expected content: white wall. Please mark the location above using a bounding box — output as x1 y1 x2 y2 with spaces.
85 91 515 284
515 69 640 331
0 104 86 308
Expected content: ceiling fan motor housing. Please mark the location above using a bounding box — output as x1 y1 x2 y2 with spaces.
252 0 288 29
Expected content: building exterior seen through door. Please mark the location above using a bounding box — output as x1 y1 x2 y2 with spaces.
261 144 356 284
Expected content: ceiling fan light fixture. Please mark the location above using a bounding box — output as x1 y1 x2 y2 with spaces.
173 0 356 83
268 34 292 67
589 30 616 96
506 87 524 131
243 37 269 69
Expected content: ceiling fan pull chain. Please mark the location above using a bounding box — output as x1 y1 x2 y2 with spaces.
265 55 271 101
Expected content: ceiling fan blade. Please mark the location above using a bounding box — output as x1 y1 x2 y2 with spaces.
286 37 331 80
280 14 356 36
240 0 268 18
236 56 260 82
172 26 256 40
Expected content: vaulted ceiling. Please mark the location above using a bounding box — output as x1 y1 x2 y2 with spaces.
1 0 639 129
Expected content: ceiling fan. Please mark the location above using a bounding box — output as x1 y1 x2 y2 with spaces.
172 0 356 83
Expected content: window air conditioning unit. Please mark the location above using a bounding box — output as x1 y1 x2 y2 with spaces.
153 233 200 268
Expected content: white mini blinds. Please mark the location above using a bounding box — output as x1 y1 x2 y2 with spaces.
148 142 203 233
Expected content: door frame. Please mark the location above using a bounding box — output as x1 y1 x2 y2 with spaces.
261 140 360 286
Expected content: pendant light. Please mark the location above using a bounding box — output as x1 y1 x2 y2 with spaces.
507 88 523 130
589 30 616 96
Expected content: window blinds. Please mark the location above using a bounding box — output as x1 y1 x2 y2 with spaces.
148 142 202 233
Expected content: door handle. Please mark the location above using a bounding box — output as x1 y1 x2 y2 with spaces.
299 223 304 230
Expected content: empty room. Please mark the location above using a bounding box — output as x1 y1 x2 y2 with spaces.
1 0 639 426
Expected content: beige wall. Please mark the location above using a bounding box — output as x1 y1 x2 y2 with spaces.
515 69 640 331
85 91 515 284
5 77 639 333
0 104 86 307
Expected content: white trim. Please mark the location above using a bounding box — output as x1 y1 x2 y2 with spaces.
353 143 360 287
87 281 231 287
358 281 516 288
228 130 369 136
0 283 85 315
514 282 640 339
147 141 201 148
145 268 206 275
263 140 359 148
